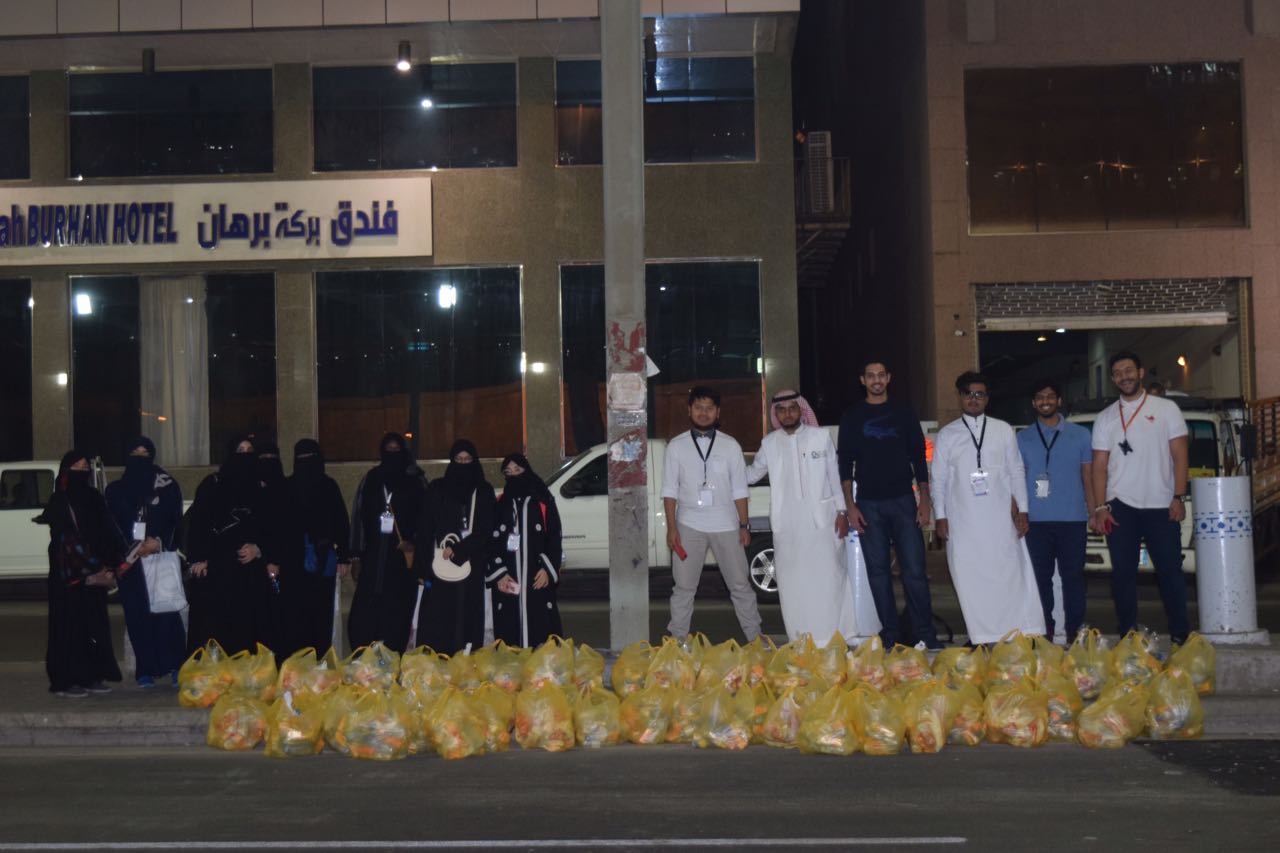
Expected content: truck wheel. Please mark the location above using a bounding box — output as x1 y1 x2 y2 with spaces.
746 537 779 600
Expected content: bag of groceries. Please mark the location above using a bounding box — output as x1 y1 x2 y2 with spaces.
848 635 890 691
761 686 808 748
904 679 954 754
797 685 859 756
886 643 932 687
264 693 324 758
1063 627 1110 699
525 635 575 691
1077 679 1150 749
620 684 676 744
646 637 697 691
278 647 342 701
741 634 776 687
850 684 906 755
943 679 986 746
1145 668 1204 740
1109 628 1161 684
475 641 527 694
573 644 606 692
695 639 748 692
446 650 483 691
207 693 268 751
178 640 233 708
767 634 818 693
341 689 413 760
470 683 516 752
744 681 775 745
1035 666 1084 742
574 685 621 748
1167 633 1216 696
814 632 850 686
612 641 653 698
390 686 431 755
428 688 488 760
1031 634 1065 675
986 631 1037 688
342 641 400 691
514 684 576 752
399 646 452 696
983 682 1048 748
693 685 753 751
321 684 362 756
227 642 278 702
667 687 707 744
932 645 987 693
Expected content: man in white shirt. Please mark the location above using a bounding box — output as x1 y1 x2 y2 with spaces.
1090 351 1190 644
933 372 1045 643
746 390 854 644
662 386 762 641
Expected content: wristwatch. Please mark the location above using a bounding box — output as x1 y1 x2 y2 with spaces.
739 522 750 530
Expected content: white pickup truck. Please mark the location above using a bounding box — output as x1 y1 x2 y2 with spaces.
0 460 63 579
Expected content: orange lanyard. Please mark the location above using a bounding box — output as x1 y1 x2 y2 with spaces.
1119 393 1148 439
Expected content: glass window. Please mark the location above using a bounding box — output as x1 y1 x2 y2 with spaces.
965 63 1245 233
560 261 763 456
560 455 608 498
0 76 29 180
0 468 53 509
0 279 32 461
68 69 273 178
556 57 756 165
1187 420 1219 475
72 274 276 465
314 64 517 171
316 268 523 461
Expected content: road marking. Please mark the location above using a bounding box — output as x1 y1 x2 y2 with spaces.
0 838 967 850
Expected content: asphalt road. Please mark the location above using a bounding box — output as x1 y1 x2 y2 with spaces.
0 741 1275 851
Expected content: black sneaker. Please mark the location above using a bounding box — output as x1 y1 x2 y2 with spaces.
83 682 112 694
54 686 88 698
923 640 947 652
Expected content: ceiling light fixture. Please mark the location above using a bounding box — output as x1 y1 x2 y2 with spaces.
396 42 412 72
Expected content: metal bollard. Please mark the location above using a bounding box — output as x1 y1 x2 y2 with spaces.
1192 476 1270 645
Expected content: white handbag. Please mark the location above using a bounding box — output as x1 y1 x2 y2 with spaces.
142 551 187 614
431 490 476 582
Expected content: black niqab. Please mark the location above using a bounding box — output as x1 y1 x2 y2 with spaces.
377 432 412 490
219 435 259 502
500 452 552 505
257 441 286 490
120 436 157 505
442 439 484 501
57 450 96 516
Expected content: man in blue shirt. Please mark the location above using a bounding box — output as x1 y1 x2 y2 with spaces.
1015 379 1096 644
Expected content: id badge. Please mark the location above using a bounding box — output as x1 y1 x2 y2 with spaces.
132 521 147 542
1035 475 1051 499
698 487 714 507
379 510 395 534
969 470 990 497
507 532 521 552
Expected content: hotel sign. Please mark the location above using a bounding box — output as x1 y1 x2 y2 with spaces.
0 177 432 265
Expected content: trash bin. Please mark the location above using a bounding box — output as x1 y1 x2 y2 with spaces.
1192 476 1270 645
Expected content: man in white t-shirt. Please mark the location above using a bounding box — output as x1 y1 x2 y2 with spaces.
662 386 762 642
1090 351 1190 644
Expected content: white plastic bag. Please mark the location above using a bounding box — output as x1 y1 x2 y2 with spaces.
143 551 187 613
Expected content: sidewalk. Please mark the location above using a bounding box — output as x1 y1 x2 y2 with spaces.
3 639 1278 748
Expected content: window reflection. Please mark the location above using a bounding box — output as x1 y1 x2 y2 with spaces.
0 279 32 461
965 63 1245 233
315 268 523 461
560 262 763 456
0 76 29 180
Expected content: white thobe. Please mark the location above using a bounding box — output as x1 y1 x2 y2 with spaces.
933 414 1046 644
746 424 857 644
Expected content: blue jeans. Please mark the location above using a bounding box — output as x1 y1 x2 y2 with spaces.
858 493 937 647
1105 499 1190 643
1025 521 1088 643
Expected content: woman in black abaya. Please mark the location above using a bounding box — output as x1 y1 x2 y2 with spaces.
487 453 564 648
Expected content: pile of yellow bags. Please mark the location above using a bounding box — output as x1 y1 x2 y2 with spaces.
186 628 1213 758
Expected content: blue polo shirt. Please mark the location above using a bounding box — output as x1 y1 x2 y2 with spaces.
1016 418 1092 523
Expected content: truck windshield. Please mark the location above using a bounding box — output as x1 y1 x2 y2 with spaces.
545 451 590 486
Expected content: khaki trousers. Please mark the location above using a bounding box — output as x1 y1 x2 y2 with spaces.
668 523 762 641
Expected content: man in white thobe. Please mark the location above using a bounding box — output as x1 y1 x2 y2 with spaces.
746 390 856 644
933 372 1045 644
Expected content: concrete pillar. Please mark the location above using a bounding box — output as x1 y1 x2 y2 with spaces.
274 271 317 466
602 0 650 650
28 71 66 184
30 274 72 459
273 63 312 180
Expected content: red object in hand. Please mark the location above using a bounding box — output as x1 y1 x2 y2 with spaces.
674 543 688 561
1101 517 1116 535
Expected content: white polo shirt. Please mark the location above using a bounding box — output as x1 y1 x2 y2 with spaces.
661 429 750 533
1091 393 1187 509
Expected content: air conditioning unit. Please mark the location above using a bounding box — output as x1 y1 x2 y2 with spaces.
804 131 835 214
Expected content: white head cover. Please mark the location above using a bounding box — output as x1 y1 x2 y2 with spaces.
770 389 819 430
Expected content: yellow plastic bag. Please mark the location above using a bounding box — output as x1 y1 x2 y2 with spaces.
1145 668 1204 740
761 686 808 748
611 641 653 697
1031 635 1065 675
342 689 413 760
342 641 400 691
178 640 233 708
475 641 527 693
932 645 987 693
446 650 483 691
1077 679 1150 749
987 631 1037 688
797 685 859 756
429 688 488 760
682 632 714 671
848 635 890 691
695 639 748 692
207 693 268 751
741 634 777 687
264 695 324 758
745 681 775 744
524 635 575 691
667 688 707 744
277 647 342 701
321 684 363 756
227 642 278 702
619 684 676 744
399 646 452 695
390 686 431 755
691 686 752 750
814 632 850 686
904 680 954 754
574 685 621 748
1063 628 1110 699
850 684 906 755
1167 633 1216 696
645 637 696 691
574 644 606 692
470 683 515 752
514 684 576 752
886 643 932 687
766 634 818 693
944 680 986 746
984 683 1048 748
1036 666 1083 742
1110 629 1161 684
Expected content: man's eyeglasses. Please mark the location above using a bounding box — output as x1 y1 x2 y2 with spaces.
962 390 988 400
